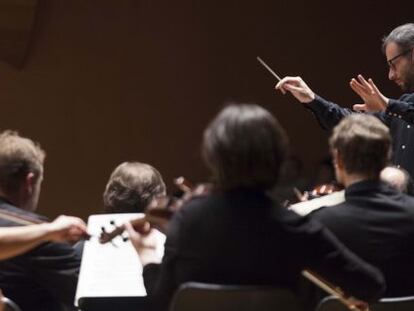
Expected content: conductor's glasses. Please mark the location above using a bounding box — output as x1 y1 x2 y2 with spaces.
387 48 413 70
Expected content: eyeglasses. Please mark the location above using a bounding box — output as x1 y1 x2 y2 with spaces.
387 48 413 70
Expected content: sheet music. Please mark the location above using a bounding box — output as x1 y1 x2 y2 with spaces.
75 213 166 306
289 190 345 216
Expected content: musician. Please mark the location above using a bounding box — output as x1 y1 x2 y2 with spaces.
380 165 414 195
103 161 166 214
310 114 414 296
126 104 384 311
74 161 166 255
276 23 414 178
0 131 81 311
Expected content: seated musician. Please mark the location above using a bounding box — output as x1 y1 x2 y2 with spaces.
75 161 166 256
0 131 82 311
310 114 414 296
125 103 385 311
380 165 414 195
103 161 166 214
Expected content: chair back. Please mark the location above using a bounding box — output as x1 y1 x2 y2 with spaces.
169 282 303 311
316 295 414 311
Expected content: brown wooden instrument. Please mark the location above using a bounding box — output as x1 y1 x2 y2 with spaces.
99 177 202 244
302 270 369 311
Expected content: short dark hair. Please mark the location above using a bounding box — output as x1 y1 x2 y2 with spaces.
0 130 45 196
329 115 391 178
382 23 414 53
202 103 288 190
103 162 166 213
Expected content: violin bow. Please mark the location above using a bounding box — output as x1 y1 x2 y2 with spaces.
0 209 44 225
302 270 369 311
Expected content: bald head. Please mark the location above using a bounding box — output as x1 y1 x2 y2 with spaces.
380 166 413 194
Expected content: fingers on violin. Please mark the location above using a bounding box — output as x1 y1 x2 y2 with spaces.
125 221 142 239
129 217 150 234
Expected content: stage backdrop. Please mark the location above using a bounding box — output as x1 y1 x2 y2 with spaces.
0 0 410 219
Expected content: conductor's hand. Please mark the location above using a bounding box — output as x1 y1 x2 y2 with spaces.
350 74 389 112
46 215 88 243
275 76 315 104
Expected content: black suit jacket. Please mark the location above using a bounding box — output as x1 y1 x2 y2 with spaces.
143 188 385 311
311 180 414 296
0 198 81 311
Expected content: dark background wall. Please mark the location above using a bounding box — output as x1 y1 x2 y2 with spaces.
0 0 411 219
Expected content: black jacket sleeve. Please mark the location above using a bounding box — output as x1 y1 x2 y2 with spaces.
306 95 354 131
385 93 414 124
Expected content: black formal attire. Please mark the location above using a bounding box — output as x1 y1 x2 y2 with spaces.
311 180 414 297
0 198 81 311
143 188 385 311
307 93 414 177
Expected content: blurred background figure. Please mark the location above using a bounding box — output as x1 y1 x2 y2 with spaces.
380 166 414 195
272 155 308 205
310 156 336 188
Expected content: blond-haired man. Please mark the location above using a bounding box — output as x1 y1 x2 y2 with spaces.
0 131 81 311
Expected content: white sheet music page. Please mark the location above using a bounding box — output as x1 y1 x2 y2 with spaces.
289 190 345 216
75 213 166 305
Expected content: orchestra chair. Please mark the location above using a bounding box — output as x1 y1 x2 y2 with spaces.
169 282 303 311
0 296 22 311
316 295 414 311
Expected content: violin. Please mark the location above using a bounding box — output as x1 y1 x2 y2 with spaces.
99 177 211 244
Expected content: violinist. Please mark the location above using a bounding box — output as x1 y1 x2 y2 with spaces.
0 131 81 311
102 161 166 214
310 114 414 297
276 23 414 179
76 161 167 255
125 103 384 311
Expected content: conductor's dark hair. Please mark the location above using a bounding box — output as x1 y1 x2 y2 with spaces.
202 103 288 190
382 23 414 53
